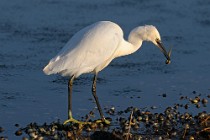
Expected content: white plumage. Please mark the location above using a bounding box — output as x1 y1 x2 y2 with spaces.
44 21 124 77
43 21 169 77
43 21 171 124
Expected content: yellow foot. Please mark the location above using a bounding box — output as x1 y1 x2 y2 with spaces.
95 118 111 125
63 118 111 125
63 118 91 125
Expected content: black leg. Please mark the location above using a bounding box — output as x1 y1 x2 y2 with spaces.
92 74 105 121
68 75 75 119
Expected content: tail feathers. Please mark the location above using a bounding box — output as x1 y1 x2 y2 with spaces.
43 55 77 76
43 55 72 76
43 64 53 75
43 56 63 75
43 61 72 76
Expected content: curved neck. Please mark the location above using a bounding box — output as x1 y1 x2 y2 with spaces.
116 31 143 58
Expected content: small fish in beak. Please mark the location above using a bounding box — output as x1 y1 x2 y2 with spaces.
165 47 172 64
155 39 171 64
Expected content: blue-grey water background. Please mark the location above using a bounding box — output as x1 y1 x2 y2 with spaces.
0 0 209 139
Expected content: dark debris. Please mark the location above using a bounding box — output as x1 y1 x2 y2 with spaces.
12 93 210 140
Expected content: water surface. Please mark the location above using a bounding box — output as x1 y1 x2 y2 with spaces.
0 0 209 138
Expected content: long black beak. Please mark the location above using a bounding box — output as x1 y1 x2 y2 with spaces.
156 39 171 62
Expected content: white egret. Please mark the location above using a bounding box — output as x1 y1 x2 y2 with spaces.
43 21 171 125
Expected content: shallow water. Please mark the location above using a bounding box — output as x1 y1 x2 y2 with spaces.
0 0 209 139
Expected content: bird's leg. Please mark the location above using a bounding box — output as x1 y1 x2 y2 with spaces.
64 76 91 125
68 75 74 119
92 74 104 118
92 74 110 125
64 76 75 124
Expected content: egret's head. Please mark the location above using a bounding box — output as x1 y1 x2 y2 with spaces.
138 25 171 64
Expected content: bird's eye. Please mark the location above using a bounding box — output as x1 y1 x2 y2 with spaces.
155 38 160 42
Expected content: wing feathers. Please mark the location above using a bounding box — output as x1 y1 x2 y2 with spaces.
43 21 123 77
